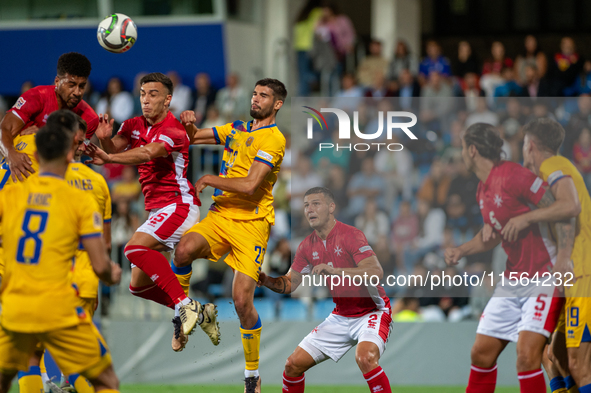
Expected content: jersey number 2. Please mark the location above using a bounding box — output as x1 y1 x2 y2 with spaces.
16 210 49 264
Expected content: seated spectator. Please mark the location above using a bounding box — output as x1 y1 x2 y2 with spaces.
167 71 192 118
446 158 480 235
374 133 413 203
357 39 388 87
418 40 451 85
363 71 389 98
193 72 218 127
332 73 364 112
493 66 525 98
392 297 422 322
417 158 452 209
465 97 499 128
201 106 223 129
291 155 323 218
403 199 446 272
325 164 348 219
354 199 389 247
395 68 421 111
522 64 552 98
564 95 591 159
82 79 100 110
453 41 479 78
346 157 387 219
95 77 134 131
514 35 547 84
573 127 591 191
460 72 485 113
564 60 591 97
311 130 352 172
388 40 418 80
548 37 584 96
111 166 142 204
499 98 526 159
217 72 249 122
419 71 454 131
480 41 513 99
391 200 419 274
111 200 140 265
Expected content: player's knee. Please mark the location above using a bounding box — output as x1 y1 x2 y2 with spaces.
355 352 378 374
516 348 541 372
470 344 495 368
233 296 252 316
89 365 119 390
284 356 305 377
174 239 194 267
568 355 582 379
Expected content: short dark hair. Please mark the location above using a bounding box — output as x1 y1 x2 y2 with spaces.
57 52 92 78
46 110 78 135
463 123 504 162
255 78 287 102
77 115 88 136
522 118 565 154
304 187 335 203
35 125 73 162
140 72 173 95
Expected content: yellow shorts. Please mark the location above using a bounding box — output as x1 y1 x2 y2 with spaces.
0 322 111 378
563 275 591 348
73 250 100 300
186 212 270 281
0 246 4 277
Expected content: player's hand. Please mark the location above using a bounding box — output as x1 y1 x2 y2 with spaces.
552 258 575 292
180 110 197 126
96 114 115 140
311 263 337 276
83 143 112 166
444 247 464 266
20 125 39 136
257 272 268 288
482 223 496 242
109 261 122 285
194 175 210 193
501 215 530 242
7 150 34 182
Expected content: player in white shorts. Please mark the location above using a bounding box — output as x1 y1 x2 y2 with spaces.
86 72 219 352
445 123 571 393
258 187 393 393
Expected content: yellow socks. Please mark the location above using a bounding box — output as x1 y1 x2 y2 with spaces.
70 373 95 393
240 315 262 376
171 263 192 297
18 366 43 393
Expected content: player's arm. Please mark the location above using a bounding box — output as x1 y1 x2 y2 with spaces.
85 141 167 166
196 161 271 196
257 269 303 294
554 217 576 283
179 110 217 145
501 181 580 242
311 255 384 280
445 227 502 266
0 112 33 181
95 114 128 153
81 236 121 286
103 221 112 256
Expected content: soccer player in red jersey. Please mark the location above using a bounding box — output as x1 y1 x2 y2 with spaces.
85 72 213 350
444 123 575 393
0 52 99 181
258 187 393 393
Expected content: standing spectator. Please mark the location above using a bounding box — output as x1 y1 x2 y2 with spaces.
418 40 451 85
480 41 513 99
417 158 452 209
293 0 323 96
167 71 192 117
388 40 418 80
346 157 387 219
216 72 248 122
200 106 223 129
325 5 356 70
354 199 389 247
514 35 547 84
573 127 591 191
453 41 479 78
95 77 134 131
192 72 217 127
357 39 388 87
391 200 419 274
548 36 584 96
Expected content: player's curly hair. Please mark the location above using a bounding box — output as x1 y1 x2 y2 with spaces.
256 78 287 102
36 125 73 162
522 118 565 154
463 123 504 162
57 52 92 78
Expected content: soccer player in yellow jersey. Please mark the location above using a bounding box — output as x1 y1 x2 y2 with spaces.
0 124 121 393
498 118 591 393
175 78 287 393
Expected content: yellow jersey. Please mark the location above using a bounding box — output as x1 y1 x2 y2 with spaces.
210 120 285 224
0 134 39 190
0 173 103 333
539 155 591 277
66 162 112 299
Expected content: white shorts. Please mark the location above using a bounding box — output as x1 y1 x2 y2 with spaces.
298 311 393 363
136 203 200 251
477 279 564 342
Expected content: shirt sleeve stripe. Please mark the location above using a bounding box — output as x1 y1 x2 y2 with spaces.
9 110 24 123
80 232 102 239
254 157 273 168
103 218 112 223
549 175 570 187
212 127 221 145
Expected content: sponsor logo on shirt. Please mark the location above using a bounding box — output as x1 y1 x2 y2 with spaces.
256 150 273 162
548 170 564 185
530 177 543 193
312 251 319 260
359 245 372 253
131 130 140 139
13 97 26 110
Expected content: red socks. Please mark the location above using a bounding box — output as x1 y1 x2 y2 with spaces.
282 372 305 393
518 369 546 393
467 364 497 393
124 245 187 305
363 366 391 393
129 283 174 309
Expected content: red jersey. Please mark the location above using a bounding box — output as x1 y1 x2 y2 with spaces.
292 220 391 317
477 161 555 276
8 85 98 139
117 111 198 210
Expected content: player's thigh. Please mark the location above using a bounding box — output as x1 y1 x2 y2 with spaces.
87 363 119 391
352 311 392 359
564 275 591 349
298 314 354 363
178 214 230 263
477 294 522 343
518 288 564 339
0 328 37 373
41 323 112 379
225 218 270 282
470 334 509 367
285 346 317 376
134 204 200 251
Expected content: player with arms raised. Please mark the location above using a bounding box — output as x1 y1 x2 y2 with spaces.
444 123 573 393
258 187 393 393
173 78 287 392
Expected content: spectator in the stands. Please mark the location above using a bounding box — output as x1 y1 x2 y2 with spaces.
357 39 388 87
522 64 552 98
388 40 418 80
217 72 249 122
95 77 134 132
418 40 451 85
403 198 446 271
564 95 591 159
391 200 419 274
294 0 323 96
395 68 421 111
493 66 525 98
364 71 389 98
480 41 513 99
332 73 364 112
459 72 485 112
131 72 147 116
346 157 387 219
374 133 413 202
193 72 218 127
453 41 479 78
514 35 547 84
420 71 454 133
354 198 389 247
446 158 480 235
417 158 452 209
111 166 142 205
291 155 323 216
200 106 223 129
465 97 499 128
573 127 591 191
548 37 584 96
325 164 348 219
564 60 591 97
167 71 192 118
21 80 34 94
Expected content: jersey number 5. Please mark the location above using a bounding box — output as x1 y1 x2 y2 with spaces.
16 210 49 265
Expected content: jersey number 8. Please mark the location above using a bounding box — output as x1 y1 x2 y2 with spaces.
16 210 49 265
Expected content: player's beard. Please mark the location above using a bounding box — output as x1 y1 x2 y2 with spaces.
250 105 273 120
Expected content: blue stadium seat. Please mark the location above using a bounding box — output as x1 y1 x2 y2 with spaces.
215 298 238 321
313 299 335 320
279 299 309 321
254 298 276 321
